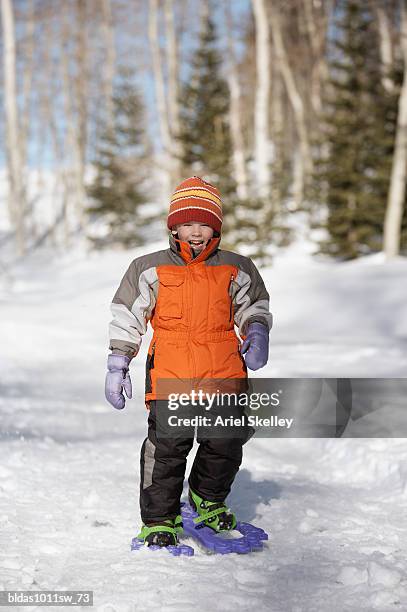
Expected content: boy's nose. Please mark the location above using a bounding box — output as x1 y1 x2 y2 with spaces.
191 225 202 235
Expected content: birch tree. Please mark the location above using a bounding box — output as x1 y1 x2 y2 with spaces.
225 0 249 200
270 58 285 215
251 0 271 199
374 0 396 94
20 0 35 173
101 0 116 137
148 0 172 174
383 0 407 258
59 1 89 235
164 0 182 183
302 0 332 116
269 0 312 209
37 6 71 247
1 0 26 255
73 0 88 231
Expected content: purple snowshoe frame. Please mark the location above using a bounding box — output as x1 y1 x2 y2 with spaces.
181 502 268 554
131 502 268 557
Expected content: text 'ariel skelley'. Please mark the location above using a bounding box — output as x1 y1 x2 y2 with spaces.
168 414 294 429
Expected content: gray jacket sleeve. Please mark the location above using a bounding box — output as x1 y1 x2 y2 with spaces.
233 258 273 336
109 259 156 358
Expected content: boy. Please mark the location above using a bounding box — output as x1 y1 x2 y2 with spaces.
105 176 272 547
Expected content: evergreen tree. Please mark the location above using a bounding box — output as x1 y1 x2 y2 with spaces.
176 16 240 247
313 0 407 259
87 72 151 248
178 16 234 195
176 15 288 259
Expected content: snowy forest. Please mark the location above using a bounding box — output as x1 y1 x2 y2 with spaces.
1 2 407 612
1 0 407 263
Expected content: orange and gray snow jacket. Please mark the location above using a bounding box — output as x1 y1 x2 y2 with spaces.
109 234 273 402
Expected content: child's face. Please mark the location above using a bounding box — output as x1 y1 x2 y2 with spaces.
175 222 215 254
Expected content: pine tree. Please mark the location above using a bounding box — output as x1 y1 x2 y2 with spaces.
176 14 287 259
178 16 234 192
86 72 151 248
313 0 406 259
176 16 240 246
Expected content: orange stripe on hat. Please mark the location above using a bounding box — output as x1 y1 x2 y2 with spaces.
167 176 223 233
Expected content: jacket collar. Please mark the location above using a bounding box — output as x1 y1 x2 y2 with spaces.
169 232 221 265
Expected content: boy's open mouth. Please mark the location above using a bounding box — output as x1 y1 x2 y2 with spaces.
189 240 205 247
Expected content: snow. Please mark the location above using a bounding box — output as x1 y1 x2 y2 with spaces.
1 232 407 612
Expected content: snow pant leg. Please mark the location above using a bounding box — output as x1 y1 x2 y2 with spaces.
140 400 194 524
188 436 247 502
188 397 254 501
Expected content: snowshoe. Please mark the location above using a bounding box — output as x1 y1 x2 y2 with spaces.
181 502 268 554
188 488 237 532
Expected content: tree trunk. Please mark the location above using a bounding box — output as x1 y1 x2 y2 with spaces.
251 0 271 199
39 12 71 248
164 0 183 183
269 1 313 209
20 0 35 172
19 0 36 239
60 3 85 239
225 0 249 200
101 0 116 138
148 0 173 195
383 0 407 258
270 61 284 216
292 148 304 212
303 0 332 116
1 0 26 255
74 0 88 231
148 0 171 157
375 1 395 94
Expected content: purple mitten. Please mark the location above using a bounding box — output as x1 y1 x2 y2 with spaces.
240 322 269 371
105 354 132 410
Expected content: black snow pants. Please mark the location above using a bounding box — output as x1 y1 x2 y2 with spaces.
140 400 253 524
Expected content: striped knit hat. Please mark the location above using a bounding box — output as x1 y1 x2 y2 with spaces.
167 176 223 233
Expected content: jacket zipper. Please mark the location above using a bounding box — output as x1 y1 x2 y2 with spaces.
187 267 196 379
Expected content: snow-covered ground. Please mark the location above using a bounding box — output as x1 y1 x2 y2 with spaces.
1 235 407 612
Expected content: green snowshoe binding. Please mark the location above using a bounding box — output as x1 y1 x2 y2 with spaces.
189 488 237 532
137 515 184 547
